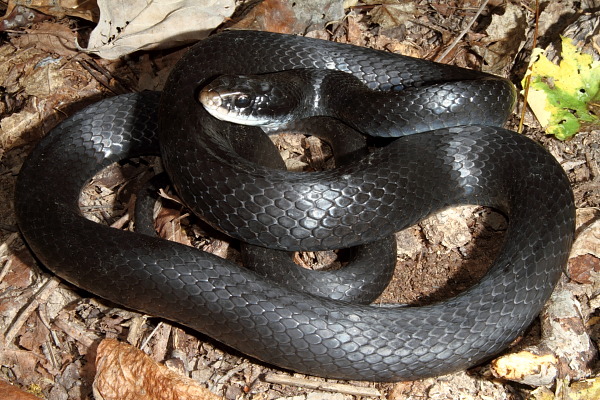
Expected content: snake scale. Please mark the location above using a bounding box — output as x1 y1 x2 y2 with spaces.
15 30 575 381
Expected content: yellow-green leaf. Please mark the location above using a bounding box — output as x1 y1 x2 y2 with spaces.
523 37 600 139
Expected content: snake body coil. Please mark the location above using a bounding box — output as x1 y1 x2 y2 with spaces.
15 31 575 381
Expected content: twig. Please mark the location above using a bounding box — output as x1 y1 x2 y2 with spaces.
4 277 61 344
264 373 382 397
140 321 165 351
110 212 131 230
435 0 490 62
0 233 19 282
54 310 100 348
78 58 132 94
518 0 540 133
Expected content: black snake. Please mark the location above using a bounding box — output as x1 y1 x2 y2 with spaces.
15 30 575 381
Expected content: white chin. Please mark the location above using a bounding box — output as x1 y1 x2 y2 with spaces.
203 106 273 127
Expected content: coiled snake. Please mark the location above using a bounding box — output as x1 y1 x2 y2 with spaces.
15 30 575 381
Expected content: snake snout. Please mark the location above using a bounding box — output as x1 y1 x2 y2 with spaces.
199 88 222 110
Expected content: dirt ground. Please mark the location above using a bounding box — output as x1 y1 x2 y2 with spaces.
0 1 599 399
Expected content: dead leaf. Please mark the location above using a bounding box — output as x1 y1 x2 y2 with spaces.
566 378 600 400
17 314 50 352
94 339 223 400
154 206 193 246
529 378 600 400
492 351 558 386
420 206 473 249
394 228 424 259
13 21 80 56
271 133 309 171
82 0 236 60
0 249 34 291
368 2 417 30
346 15 367 46
571 218 600 259
0 39 109 151
372 34 424 58
0 108 42 150
470 2 526 73
21 57 67 97
0 5 50 30
230 0 297 34
568 254 600 285
3 0 99 22
539 283 598 381
0 380 42 400
230 0 344 35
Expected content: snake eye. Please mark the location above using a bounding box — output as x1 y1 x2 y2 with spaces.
234 95 251 108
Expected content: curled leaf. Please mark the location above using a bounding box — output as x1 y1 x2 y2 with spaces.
94 339 223 400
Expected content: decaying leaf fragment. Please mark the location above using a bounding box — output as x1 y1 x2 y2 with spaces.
94 339 223 400
528 377 600 400
568 217 600 284
367 2 417 30
470 2 526 74
492 351 558 386
565 378 600 399
0 380 43 400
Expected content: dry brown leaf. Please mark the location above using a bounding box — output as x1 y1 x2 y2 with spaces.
568 215 600 284
345 14 367 46
565 378 600 400
371 34 424 58
17 314 50 352
13 21 79 56
3 0 98 22
154 206 193 247
231 0 344 35
0 38 107 151
94 339 223 400
420 206 474 249
571 218 600 259
569 254 600 285
368 2 417 30
470 2 526 74
0 380 42 400
230 0 297 33
0 108 42 150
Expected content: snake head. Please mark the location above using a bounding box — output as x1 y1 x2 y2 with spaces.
199 72 308 128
